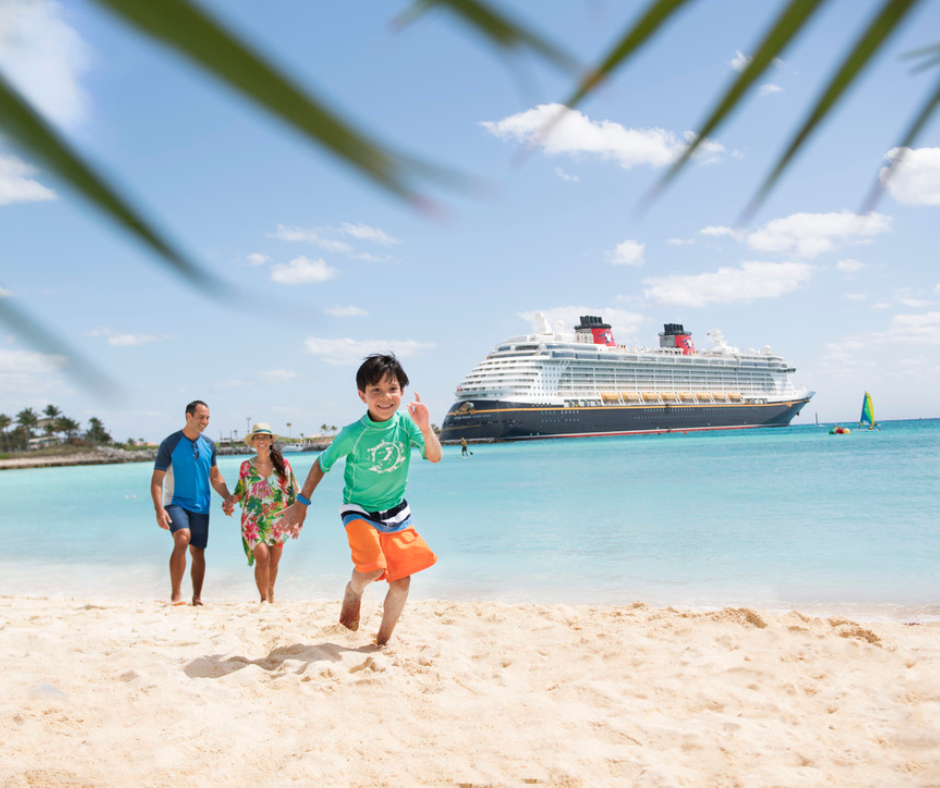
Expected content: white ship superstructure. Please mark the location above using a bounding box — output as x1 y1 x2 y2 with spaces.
441 314 813 441
455 315 805 407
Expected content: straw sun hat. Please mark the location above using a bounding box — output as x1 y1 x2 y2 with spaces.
244 422 280 446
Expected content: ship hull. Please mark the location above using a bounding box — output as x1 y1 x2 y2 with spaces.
440 398 811 442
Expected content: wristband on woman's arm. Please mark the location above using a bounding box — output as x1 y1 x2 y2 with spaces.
296 493 311 506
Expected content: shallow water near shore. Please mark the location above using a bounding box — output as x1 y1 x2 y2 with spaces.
3 419 939 620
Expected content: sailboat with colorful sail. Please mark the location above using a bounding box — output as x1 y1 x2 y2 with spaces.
859 391 876 430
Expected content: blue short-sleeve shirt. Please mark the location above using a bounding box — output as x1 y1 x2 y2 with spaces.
154 431 217 514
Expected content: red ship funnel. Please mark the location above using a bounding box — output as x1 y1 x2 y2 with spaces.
576 316 615 346
660 323 695 355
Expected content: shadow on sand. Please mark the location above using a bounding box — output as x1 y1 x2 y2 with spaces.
184 641 382 679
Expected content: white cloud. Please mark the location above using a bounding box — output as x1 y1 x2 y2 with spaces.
272 222 400 257
554 167 580 182
258 370 298 385
898 297 931 309
339 222 400 246
0 154 57 205
879 147 940 207
480 103 723 169
0 286 12 297
667 237 695 246
87 327 172 347
270 256 337 285
246 253 269 266
606 239 645 266
303 337 435 366
700 225 743 240
325 306 368 317
759 83 782 96
272 225 352 254
0 347 67 396
836 259 866 274
0 0 91 129
844 293 868 301
643 261 813 307
682 132 726 164
731 50 750 71
841 311 940 348
746 210 892 258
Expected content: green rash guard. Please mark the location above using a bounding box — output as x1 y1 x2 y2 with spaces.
317 410 427 512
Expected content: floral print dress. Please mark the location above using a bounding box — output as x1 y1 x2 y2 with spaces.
232 458 298 565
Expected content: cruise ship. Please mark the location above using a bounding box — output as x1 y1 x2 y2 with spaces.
440 314 813 442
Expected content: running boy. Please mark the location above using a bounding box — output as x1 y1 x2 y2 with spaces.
280 354 442 645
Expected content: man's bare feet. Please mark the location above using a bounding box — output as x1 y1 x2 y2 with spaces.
267 588 275 604
192 597 203 606
171 598 186 606
339 582 361 631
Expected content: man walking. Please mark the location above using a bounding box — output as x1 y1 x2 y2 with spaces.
151 400 233 605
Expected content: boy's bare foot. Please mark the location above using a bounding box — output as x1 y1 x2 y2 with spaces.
267 588 275 604
192 597 203 606
339 582 360 631
171 599 186 606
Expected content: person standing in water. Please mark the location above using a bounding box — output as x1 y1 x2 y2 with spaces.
151 400 233 606
224 422 298 603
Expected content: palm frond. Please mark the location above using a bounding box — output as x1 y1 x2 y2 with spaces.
902 42 940 72
563 0 696 110
648 0 828 204
0 295 116 399
862 68 940 211
0 73 221 291
93 0 447 206
395 0 580 74
743 0 923 223
519 0 694 168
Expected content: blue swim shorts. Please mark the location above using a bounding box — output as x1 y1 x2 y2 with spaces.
166 505 210 550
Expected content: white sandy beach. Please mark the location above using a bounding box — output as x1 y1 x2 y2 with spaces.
2 595 938 787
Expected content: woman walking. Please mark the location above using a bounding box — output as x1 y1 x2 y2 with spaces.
225 422 298 602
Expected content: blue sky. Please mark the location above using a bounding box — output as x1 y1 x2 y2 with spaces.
1 0 939 443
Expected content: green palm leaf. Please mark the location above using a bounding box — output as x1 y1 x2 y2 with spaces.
92 0 439 205
0 73 220 290
395 0 580 74
649 0 828 203
862 67 940 211
0 292 115 399
518 0 693 165
563 0 696 110
743 0 924 222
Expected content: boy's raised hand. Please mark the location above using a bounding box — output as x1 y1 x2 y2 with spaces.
407 392 430 428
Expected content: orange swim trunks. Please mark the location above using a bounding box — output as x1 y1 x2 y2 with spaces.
344 517 437 582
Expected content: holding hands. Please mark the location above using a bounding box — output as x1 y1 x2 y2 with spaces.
277 502 307 540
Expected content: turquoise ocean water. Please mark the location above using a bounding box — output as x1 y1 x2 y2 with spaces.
2 420 938 620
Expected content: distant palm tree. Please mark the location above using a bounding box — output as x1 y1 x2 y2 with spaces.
0 413 11 450
86 416 113 445
56 417 81 442
15 408 38 441
43 404 63 439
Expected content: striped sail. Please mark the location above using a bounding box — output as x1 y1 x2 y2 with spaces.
859 392 875 429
